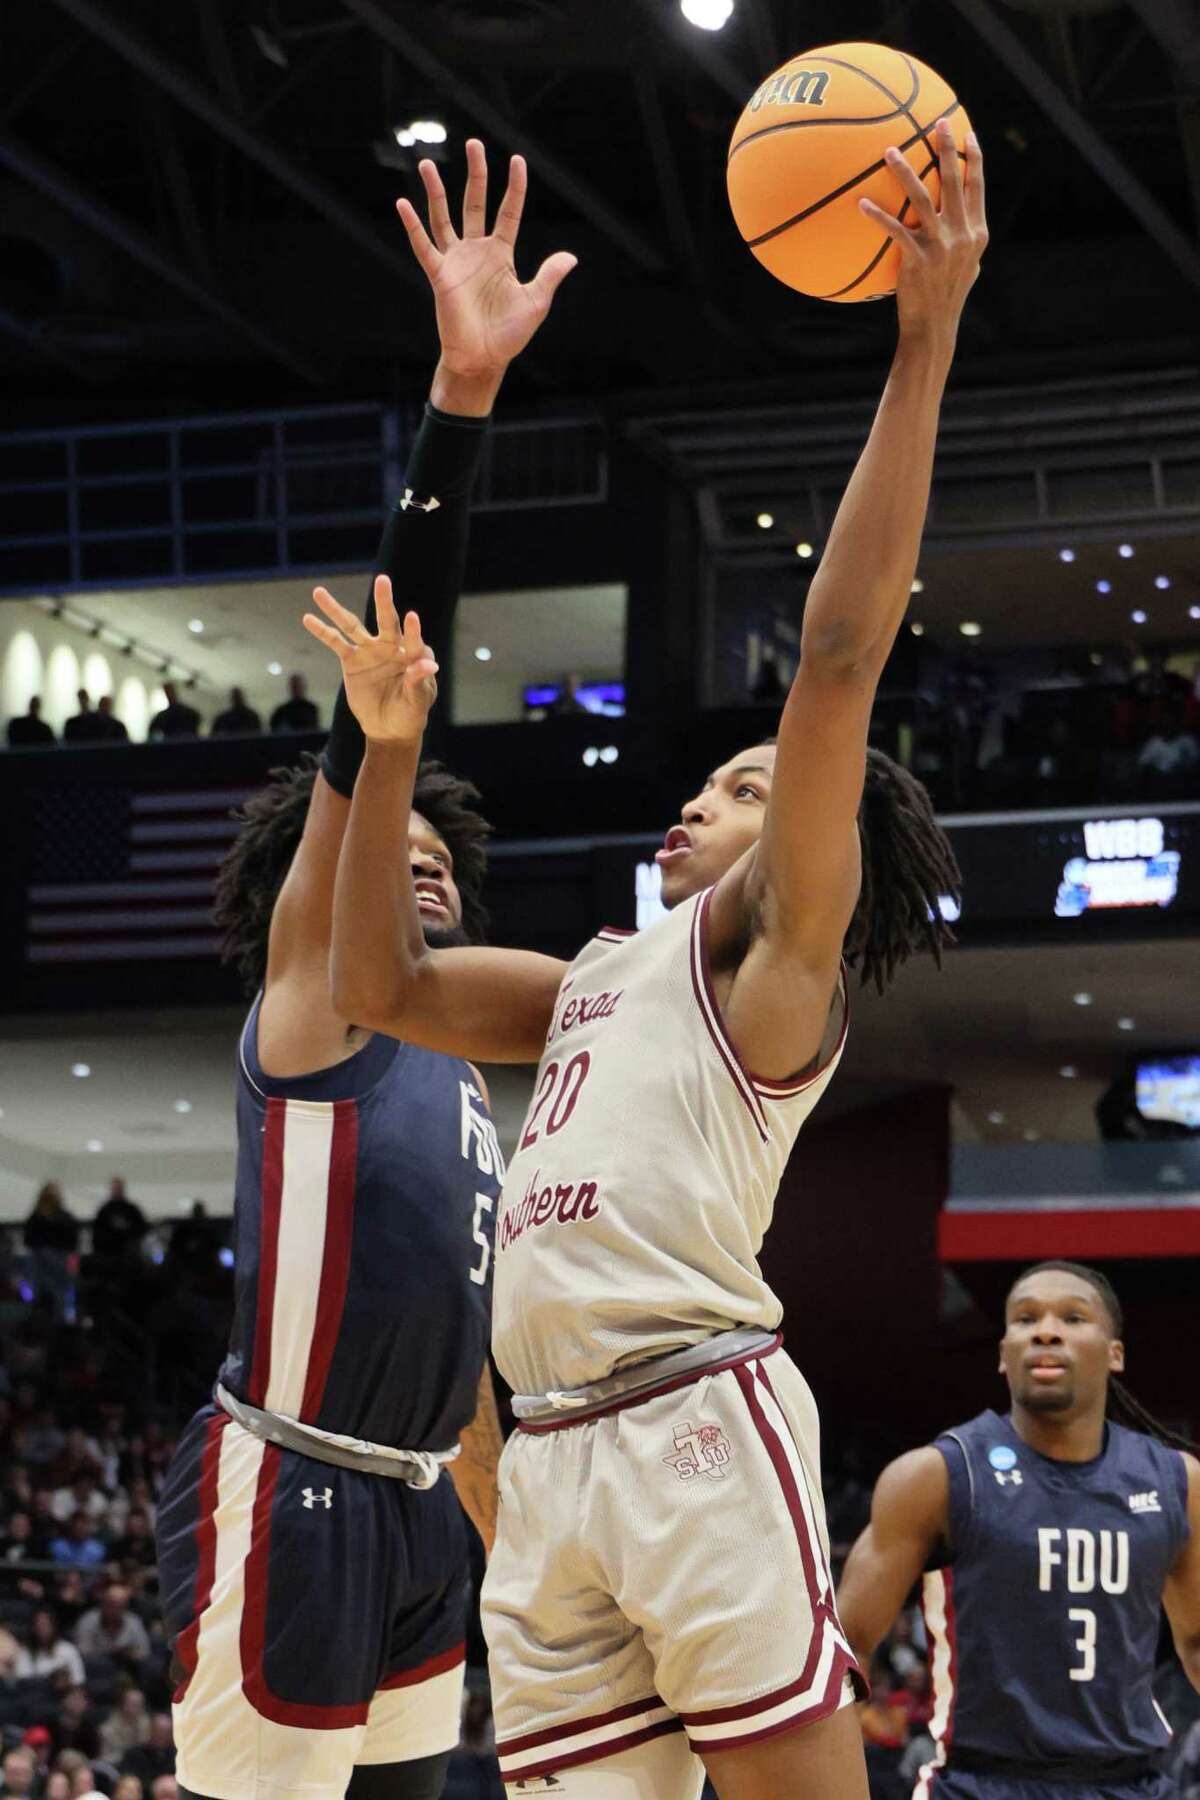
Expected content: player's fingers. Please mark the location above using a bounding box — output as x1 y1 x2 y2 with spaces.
461 137 487 238
963 130 987 233
492 153 527 247
374 574 401 641
858 196 923 260
395 198 442 281
302 615 352 663
419 159 456 250
935 116 966 227
882 147 939 235
527 250 578 312
311 585 368 642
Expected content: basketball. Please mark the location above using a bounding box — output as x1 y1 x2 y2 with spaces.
727 42 972 302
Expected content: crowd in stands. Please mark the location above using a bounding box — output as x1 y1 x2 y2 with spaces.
4 678 319 749
3 1183 1198 1798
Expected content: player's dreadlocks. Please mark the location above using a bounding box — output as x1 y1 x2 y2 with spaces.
846 748 962 994
1009 1260 1200 1456
213 751 490 995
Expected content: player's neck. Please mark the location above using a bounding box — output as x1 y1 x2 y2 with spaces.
1009 1402 1107 1463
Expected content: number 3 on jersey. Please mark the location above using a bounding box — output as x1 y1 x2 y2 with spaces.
520 1051 592 1152
1068 1607 1096 1682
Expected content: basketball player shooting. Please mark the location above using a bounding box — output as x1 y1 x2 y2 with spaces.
307 121 986 1800
155 143 574 1800
837 1261 1200 1799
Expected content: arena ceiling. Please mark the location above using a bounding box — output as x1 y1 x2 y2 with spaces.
2 0 1200 424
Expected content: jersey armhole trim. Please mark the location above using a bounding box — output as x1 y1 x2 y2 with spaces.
751 963 850 1099
691 888 771 1143
597 927 635 942
939 1431 974 1562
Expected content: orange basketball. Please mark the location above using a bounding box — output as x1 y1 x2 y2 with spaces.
727 42 972 302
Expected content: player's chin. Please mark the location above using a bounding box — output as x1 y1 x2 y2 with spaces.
659 858 708 910
1017 1382 1076 1415
421 921 469 950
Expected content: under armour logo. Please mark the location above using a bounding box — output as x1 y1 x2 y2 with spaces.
994 1469 1023 1488
513 1780 565 1793
301 1486 333 1510
400 488 440 513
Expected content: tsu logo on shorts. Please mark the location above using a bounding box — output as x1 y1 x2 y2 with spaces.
663 1419 732 1483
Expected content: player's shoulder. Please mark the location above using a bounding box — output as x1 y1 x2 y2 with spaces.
873 1443 950 1524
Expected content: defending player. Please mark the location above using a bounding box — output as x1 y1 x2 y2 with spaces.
155 144 574 1800
307 122 985 1799
837 1261 1200 1798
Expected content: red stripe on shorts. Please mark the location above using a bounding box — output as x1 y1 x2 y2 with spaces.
497 1692 671 1757
378 1641 465 1689
239 1445 370 1730
299 1099 358 1419
732 1359 824 1616
172 1411 228 1703
247 1097 286 1407
499 1718 684 1784
687 1642 858 1753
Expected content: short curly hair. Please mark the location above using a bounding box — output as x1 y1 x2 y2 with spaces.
213 752 490 994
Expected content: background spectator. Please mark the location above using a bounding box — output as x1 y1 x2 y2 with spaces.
14 1607 85 1686
147 684 201 741
100 1686 150 1764
269 673 318 733
0 1746 37 1797
91 1182 147 1265
120 1712 174 1790
92 696 129 744
210 686 262 736
23 1188 78 1322
6 699 54 748
62 692 99 745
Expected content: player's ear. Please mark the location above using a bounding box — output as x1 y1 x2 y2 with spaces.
1109 1338 1126 1376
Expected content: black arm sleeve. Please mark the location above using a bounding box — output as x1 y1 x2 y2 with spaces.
320 401 487 795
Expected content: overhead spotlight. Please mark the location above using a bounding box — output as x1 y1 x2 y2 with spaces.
394 119 448 147
910 622 925 637
795 541 814 559
89 623 102 639
1155 575 1171 590
1089 652 1103 666
1059 1065 1078 1079
1118 543 1135 558
86 1139 103 1153
959 621 982 637
173 1099 192 1114
121 641 134 658
1058 548 1075 563
1131 609 1148 624
986 1110 1005 1125
473 646 493 662
756 512 774 530
267 660 283 676
582 746 599 768
188 619 204 635
1073 992 1092 1006
680 0 735 27
1190 606 1200 621
910 578 924 594
71 1062 91 1078
1117 1016 1136 1031
1095 580 1111 595
599 745 619 764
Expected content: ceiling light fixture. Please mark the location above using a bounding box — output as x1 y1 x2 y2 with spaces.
1095 580 1111 595
1155 575 1171 590
188 619 204 634
71 1063 91 1078
1190 606 1200 621
1131 609 1148 624
86 1139 103 1152
910 622 925 637
756 512 774 529
599 745 619 764
1059 1064 1078 1079
1058 548 1075 563
1117 1016 1136 1031
1023 1128 1040 1141
680 0 735 28
1073 992 1092 1006
911 578 924 594
1118 543 1135 558
394 119 448 147
795 541 814 559
959 621 982 637
173 1099 193 1114
987 1110 1005 1125
267 661 283 676
473 646 493 662
582 747 599 768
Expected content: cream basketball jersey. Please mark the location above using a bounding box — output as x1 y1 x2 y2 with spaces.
490 885 848 1396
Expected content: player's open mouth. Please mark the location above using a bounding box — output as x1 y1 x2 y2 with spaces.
1027 1358 1068 1381
656 827 693 866
415 886 447 917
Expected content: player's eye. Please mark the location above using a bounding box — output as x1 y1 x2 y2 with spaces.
735 784 761 800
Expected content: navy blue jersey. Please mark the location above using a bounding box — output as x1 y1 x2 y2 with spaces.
920 1409 1188 1774
217 997 503 1453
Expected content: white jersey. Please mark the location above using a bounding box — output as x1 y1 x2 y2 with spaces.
490 885 848 1395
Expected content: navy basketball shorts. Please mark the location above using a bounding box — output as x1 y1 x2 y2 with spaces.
918 1768 1174 1800
158 1406 469 1800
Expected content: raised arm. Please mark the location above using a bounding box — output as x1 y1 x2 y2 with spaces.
259 141 572 1076
1165 1452 1200 1693
715 122 987 1080
836 1446 950 1673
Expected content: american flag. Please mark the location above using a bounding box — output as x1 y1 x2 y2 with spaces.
26 784 251 963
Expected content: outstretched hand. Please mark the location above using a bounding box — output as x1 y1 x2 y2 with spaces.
303 576 437 748
859 118 987 341
398 139 577 383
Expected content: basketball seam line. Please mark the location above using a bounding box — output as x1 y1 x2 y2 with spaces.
728 53 919 164
746 98 962 250
819 156 933 300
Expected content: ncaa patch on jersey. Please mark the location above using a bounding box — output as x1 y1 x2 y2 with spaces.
988 1445 1018 1471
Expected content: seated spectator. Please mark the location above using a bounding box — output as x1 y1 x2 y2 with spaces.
21 1727 53 1789
269 673 319 733
74 1583 150 1669
99 1686 149 1765
113 1778 144 1800
109 1508 155 1572
91 1181 147 1264
150 1779 177 1800
48 1683 100 1759
147 684 201 741
62 691 102 745
120 1714 174 1790
15 1606 85 1687
44 1774 71 1800
889 1661 933 1733
49 1511 107 1569
51 1469 109 1527
0 1510 38 1564
210 686 262 736
92 695 129 743
6 698 55 748
0 1746 37 1798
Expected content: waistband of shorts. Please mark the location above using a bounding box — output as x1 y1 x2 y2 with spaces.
215 1384 459 1487
511 1327 782 1432
947 1748 1161 1784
